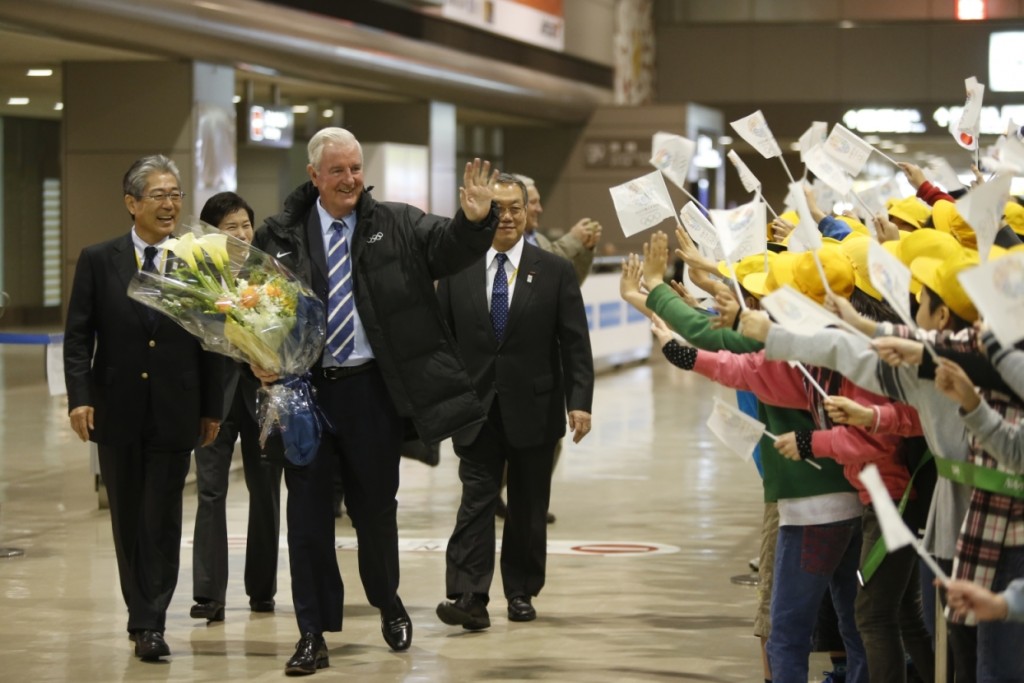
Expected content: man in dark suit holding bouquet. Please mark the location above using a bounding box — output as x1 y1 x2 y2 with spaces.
64 155 223 660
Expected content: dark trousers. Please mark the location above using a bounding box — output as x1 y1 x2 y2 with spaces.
192 387 282 604
937 558 977 683
856 506 934 683
447 400 555 601
285 366 403 635
98 441 191 634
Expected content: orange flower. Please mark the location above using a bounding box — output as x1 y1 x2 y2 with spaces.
265 283 282 298
215 298 234 313
239 286 261 308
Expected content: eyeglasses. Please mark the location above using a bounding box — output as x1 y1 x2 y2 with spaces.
498 205 524 218
137 191 185 203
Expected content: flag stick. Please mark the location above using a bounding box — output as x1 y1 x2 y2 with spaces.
757 189 781 220
872 147 900 167
778 155 796 184
850 193 880 239
726 262 748 312
913 540 950 584
763 428 822 469
679 186 710 214
794 361 830 401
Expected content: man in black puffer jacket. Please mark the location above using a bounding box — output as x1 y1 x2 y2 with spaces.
252 127 498 675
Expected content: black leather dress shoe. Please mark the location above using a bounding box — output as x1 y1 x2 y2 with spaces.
436 593 490 631
285 632 328 676
134 630 170 660
190 600 225 622
507 595 537 622
381 596 412 651
249 598 275 613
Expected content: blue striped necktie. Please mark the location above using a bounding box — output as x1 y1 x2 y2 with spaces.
491 252 509 341
325 220 355 362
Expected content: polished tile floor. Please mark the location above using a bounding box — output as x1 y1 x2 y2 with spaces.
0 342 830 681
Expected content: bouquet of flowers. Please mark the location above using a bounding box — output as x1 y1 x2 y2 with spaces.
128 221 326 466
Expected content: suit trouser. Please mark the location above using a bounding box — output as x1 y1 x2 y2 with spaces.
285 366 403 635
447 400 555 602
98 441 191 634
192 387 282 604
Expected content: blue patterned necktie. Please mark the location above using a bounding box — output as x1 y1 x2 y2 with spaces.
142 246 158 273
325 220 355 362
491 252 509 342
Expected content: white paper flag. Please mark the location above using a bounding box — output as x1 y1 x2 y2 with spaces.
799 121 829 163
730 110 783 159
650 132 697 191
856 176 902 220
812 178 845 217
727 149 762 193
924 157 966 192
760 285 870 340
710 199 767 264
867 241 915 327
958 253 1024 348
823 124 874 177
706 396 768 461
859 464 917 551
952 77 985 151
804 145 854 196
608 171 677 237
679 202 722 257
994 133 1024 174
956 172 1013 261
787 181 823 253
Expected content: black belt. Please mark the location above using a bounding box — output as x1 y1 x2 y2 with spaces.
320 360 376 381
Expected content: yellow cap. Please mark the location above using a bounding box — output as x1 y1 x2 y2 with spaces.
1004 201 1024 236
898 228 963 266
839 234 883 300
910 251 981 322
792 245 857 304
717 252 775 283
887 196 931 230
879 233 923 294
743 251 799 298
932 199 977 249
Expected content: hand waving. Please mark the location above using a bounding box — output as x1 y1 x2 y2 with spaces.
642 231 670 291
459 158 500 222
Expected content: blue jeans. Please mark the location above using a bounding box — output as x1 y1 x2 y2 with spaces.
768 519 868 683
977 545 1024 683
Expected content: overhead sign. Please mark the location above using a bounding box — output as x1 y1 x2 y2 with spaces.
245 104 294 148
437 0 564 51
990 32 1024 92
933 104 1024 136
842 108 926 134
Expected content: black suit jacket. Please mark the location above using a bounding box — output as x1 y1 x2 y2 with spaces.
64 232 223 450
437 241 594 450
